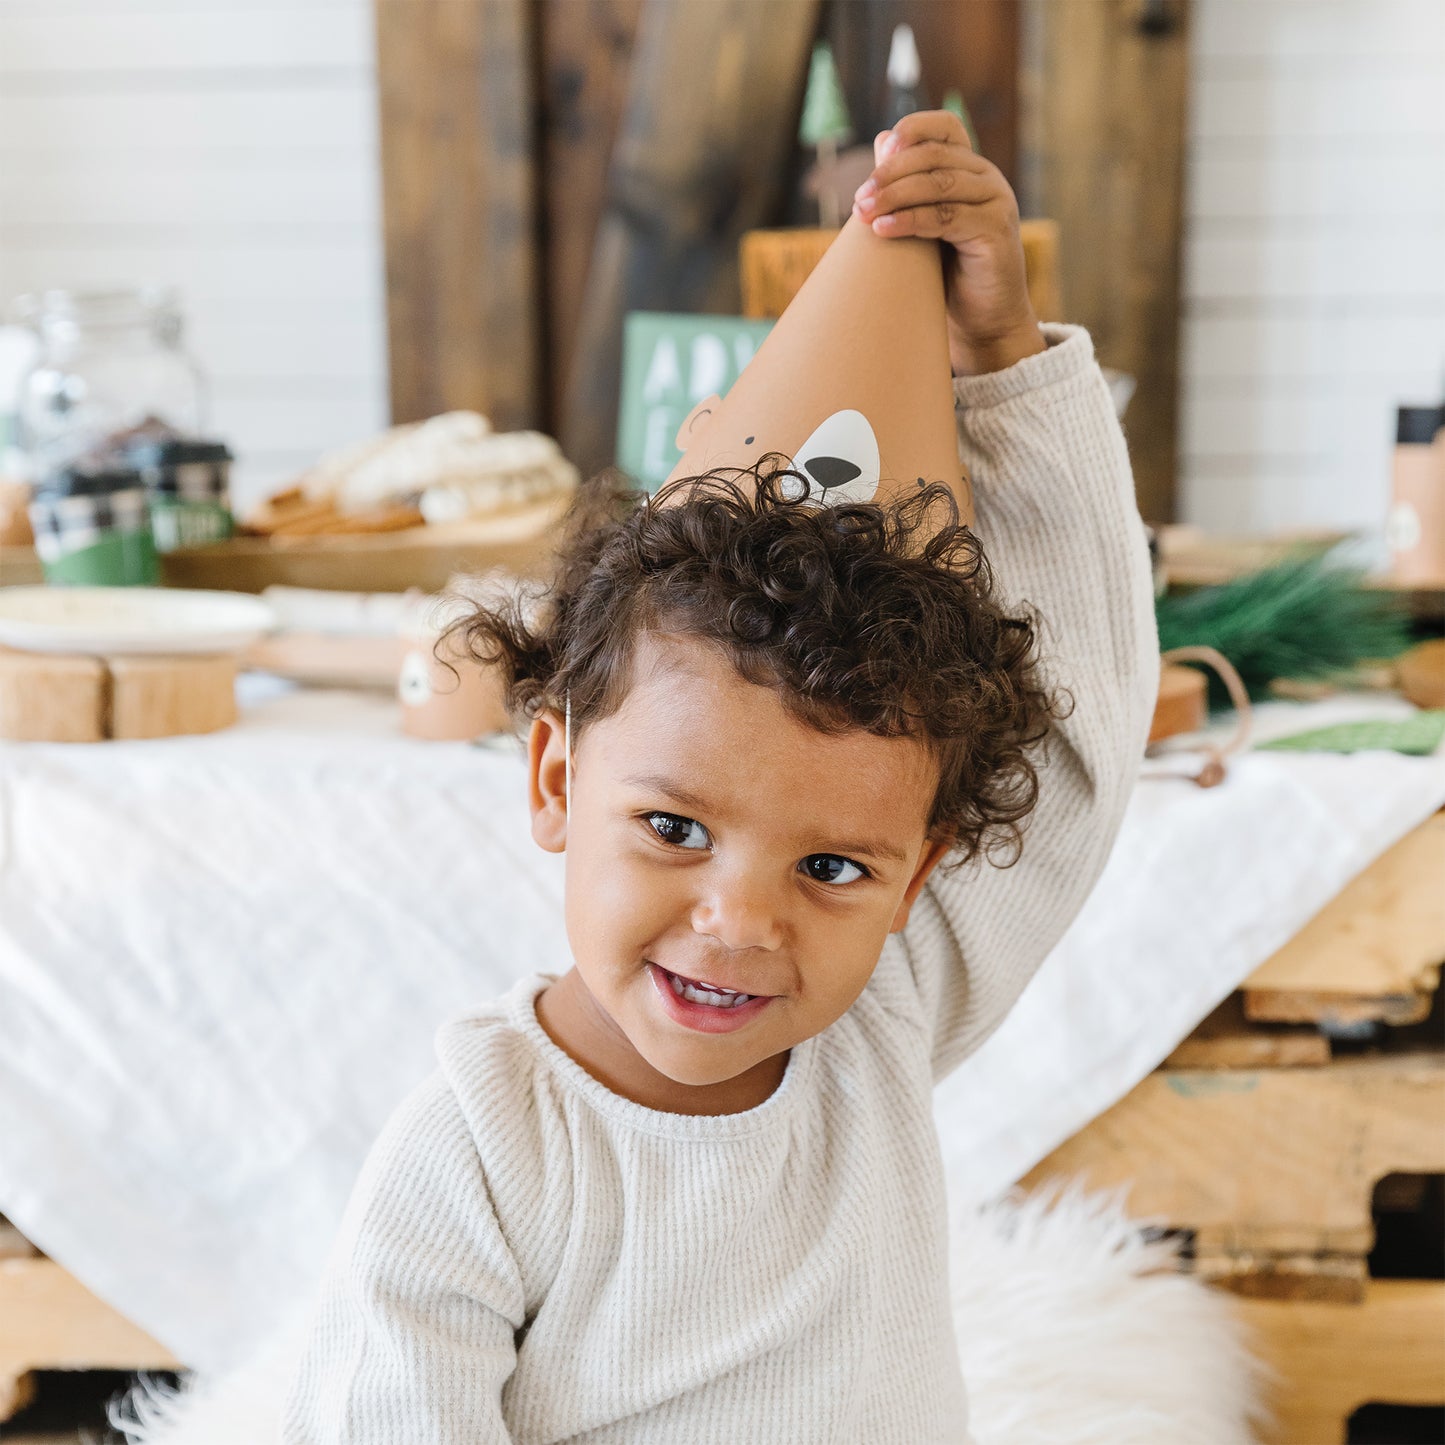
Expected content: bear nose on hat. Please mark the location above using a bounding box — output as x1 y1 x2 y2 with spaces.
803 455 862 491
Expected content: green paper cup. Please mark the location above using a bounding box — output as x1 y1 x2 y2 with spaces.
128 438 235 552
28 467 159 586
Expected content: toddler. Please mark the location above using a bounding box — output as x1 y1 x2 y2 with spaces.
283 111 1157 1443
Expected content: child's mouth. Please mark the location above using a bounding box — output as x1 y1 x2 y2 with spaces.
647 963 776 1033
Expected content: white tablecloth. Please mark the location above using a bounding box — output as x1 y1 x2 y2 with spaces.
1 679 1442 1371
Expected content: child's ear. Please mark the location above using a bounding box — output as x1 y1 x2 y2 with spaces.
888 838 952 934
528 711 569 853
674 393 723 452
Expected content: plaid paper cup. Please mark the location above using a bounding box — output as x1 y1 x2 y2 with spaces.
128 438 235 552
28 467 159 585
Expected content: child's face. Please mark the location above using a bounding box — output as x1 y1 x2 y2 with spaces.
528 631 948 1100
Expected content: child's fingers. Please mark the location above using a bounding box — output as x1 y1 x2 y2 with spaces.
862 195 1009 243
886 109 973 154
857 164 999 222
867 140 990 192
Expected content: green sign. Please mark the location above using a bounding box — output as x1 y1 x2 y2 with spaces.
616 313 774 490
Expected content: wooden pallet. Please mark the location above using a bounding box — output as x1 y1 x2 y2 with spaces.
1026 810 1445 1444
0 1223 176 1422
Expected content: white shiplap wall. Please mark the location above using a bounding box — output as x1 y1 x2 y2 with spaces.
1180 0 1445 540
0 0 389 512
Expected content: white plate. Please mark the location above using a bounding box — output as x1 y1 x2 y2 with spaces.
0 586 278 656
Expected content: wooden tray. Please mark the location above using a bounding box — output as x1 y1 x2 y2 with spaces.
170 494 571 594
0 494 573 597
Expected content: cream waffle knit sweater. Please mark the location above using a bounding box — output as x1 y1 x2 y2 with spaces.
282 324 1159 1444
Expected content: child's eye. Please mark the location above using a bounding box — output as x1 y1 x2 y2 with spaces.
800 854 868 886
645 812 710 850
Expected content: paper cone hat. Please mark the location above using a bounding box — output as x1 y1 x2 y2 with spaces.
664 216 969 521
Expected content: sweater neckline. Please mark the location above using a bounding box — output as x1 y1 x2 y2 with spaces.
506 972 818 1140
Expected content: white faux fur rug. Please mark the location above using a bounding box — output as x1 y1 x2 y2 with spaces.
112 1184 1265 1444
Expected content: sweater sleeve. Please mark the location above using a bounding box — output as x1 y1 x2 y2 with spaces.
901 323 1158 1082
281 1071 527 1443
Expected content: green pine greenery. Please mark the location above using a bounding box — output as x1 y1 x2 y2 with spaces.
799 42 852 148
1154 548 1413 707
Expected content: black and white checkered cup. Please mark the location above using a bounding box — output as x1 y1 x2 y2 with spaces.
28 466 159 585
127 438 234 552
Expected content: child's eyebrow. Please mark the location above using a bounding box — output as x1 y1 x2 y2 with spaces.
621 772 911 865
623 773 715 816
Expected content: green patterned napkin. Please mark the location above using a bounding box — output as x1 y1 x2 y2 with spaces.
1258 711 1445 756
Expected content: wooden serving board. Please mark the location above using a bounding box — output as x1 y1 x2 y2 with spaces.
165 494 571 594
0 646 238 741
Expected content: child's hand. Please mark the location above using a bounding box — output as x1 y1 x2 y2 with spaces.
852 110 1045 377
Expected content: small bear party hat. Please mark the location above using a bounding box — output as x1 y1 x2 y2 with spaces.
664 215 969 520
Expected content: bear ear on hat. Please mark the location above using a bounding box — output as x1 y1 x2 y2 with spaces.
673 394 723 454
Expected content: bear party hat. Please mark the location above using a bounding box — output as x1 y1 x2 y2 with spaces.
663 215 969 520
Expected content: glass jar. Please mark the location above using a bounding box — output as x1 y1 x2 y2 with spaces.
12 288 207 485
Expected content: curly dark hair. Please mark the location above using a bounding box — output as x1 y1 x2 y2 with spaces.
443 461 1062 870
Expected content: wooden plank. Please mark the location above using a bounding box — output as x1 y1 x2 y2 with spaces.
1163 995 1330 1071
537 0 645 430
0 1258 177 1374
0 1222 39 1262
1195 1246 1366 1304
1242 988 1433 1030
824 0 1019 179
1022 0 1189 522
375 0 542 431
1235 1281 1445 1445
1023 1052 1445 1257
561 0 822 479
1243 813 1445 1016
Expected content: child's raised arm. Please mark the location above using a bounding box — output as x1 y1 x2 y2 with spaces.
857 112 1158 1076
900 323 1158 1078
282 1072 525 1443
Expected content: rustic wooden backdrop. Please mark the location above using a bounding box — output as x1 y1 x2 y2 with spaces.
374 0 1187 520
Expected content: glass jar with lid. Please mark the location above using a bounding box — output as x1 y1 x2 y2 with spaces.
12 287 208 484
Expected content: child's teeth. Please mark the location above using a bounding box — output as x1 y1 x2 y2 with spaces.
668 971 752 1008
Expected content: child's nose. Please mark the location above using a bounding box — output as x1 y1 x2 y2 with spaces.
689 871 786 953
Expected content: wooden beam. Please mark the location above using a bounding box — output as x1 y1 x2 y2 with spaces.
375 0 543 430
1235 1281 1445 1445
1163 994 1331 1071
1243 811 1445 1023
1023 1052 1445 1257
0 1258 177 1375
561 0 822 478
537 0 646 431
1021 0 1189 522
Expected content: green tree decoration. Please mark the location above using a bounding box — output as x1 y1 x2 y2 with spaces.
799 41 852 228
942 88 980 153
